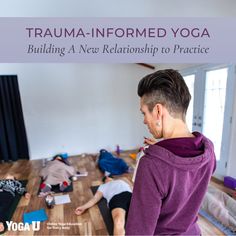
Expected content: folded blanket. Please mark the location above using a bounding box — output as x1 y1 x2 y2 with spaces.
201 185 236 232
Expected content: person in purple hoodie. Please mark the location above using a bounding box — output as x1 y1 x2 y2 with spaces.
126 69 216 235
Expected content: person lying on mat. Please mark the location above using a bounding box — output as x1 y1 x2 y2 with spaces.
75 176 132 236
0 174 30 233
39 154 76 194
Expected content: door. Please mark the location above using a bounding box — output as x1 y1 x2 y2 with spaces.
182 65 235 177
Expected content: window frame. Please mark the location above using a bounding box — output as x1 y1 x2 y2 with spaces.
180 64 235 178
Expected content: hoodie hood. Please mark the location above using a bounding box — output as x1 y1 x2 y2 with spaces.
144 132 215 171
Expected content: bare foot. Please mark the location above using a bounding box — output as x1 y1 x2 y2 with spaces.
0 222 5 232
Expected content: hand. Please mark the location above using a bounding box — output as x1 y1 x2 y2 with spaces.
144 137 157 145
24 193 31 199
75 206 86 215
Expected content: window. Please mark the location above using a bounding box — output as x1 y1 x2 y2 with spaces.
183 74 195 132
181 65 235 177
203 68 228 160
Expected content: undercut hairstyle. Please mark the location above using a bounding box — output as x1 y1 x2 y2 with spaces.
138 69 191 119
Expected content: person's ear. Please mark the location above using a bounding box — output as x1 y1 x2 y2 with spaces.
153 104 163 119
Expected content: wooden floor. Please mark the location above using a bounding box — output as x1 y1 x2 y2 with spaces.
0 152 225 236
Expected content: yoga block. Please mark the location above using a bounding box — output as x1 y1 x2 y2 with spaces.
224 176 236 190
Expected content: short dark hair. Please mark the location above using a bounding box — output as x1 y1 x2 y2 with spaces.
138 69 191 118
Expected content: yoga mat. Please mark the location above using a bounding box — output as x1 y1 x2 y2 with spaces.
38 179 73 195
91 186 113 236
199 209 236 236
23 208 48 224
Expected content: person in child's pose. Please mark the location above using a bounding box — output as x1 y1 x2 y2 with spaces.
75 176 132 236
126 69 216 235
39 155 76 194
0 174 30 233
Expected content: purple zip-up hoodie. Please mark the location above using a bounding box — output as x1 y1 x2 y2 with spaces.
126 132 216 235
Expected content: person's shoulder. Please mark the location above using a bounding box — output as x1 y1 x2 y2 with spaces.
139 147 169 174
136 151 166 195
144 143 164 156
195 132 215 157
194 132 214 147
98 182 110 192
138 154 157 172
141 145 164 163
117 179 129 186
98 183 105 190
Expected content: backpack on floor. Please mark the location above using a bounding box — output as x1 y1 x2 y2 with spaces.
98 149 129 175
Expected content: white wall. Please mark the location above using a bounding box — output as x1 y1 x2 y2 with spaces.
1 63 236 179
0 64 151 159
0 0 236 17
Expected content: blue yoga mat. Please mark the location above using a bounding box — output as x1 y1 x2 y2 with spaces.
23 208 48 224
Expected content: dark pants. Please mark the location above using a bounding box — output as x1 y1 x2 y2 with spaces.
109 191 132 220
0 191 14 225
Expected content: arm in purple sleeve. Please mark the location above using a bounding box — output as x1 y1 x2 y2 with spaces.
126 157 164 235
